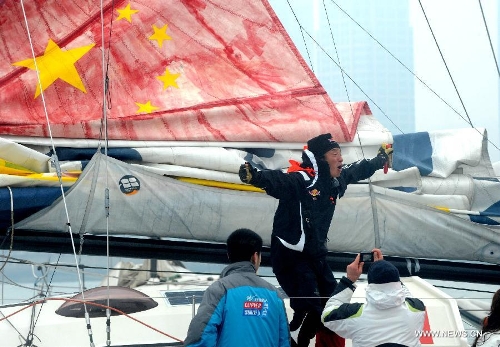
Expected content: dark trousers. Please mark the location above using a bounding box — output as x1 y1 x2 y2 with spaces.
272 240 337 313
271 240 339 346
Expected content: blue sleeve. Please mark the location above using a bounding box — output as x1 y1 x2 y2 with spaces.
184 283 226 347
278 300 291 347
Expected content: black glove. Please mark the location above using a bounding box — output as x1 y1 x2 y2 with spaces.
239 162 257 184
377 144 393 163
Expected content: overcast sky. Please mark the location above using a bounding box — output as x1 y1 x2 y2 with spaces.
270 0 500 163
411 0 499 162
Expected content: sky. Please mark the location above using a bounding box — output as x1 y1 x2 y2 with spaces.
411 0 499 163
269 0 500 163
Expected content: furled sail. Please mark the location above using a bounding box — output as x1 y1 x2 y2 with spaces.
13 126 500 265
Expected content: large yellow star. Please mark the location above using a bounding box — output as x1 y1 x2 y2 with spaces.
135 100 159 114
149 24 172 48
116 3 139 23
13 39 95 98
156 68 180 89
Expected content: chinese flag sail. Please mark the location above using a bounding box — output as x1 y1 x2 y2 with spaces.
0 0 369 142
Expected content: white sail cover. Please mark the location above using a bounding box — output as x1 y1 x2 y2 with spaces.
14 124 500 265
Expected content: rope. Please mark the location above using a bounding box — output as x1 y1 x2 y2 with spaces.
477 0 500 79
19 0 94 344
318 0 381 246
285 0 315 74
98 0 112 344
417 0 473 128
0 187 15 272
322 0 354 118
303 0 499 173
0 297 184 343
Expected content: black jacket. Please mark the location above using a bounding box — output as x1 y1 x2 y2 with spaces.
252 149 385 258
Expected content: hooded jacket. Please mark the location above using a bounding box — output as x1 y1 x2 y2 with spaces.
321 277 426 347
251 149 385 258
184 261 290 347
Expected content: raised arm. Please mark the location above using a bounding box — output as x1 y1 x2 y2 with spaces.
239 162 310 200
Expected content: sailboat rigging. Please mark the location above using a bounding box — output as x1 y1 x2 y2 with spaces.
0 0 498 279
0 0 500 345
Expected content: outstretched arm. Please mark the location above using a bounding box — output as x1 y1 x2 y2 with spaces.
341 144 393 184
238 162 309 199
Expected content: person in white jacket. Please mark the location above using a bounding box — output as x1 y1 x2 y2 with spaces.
321 249 425 347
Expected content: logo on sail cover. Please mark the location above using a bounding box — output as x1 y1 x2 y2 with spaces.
119 175 140 195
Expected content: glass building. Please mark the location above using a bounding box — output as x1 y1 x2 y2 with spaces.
270 0 415 135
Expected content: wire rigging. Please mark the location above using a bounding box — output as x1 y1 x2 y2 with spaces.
30 257 63 338
477 0 500 79
18 1 96 345
322 0 355 121
417 0 474 128
289 21 404 133
317 0 383 246
320 0 372 157
326 0 466 128
285 0 315 74
323 0 499 155
96 1 116 346
284 0 404 133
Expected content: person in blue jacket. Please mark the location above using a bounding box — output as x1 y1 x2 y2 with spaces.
183 228 291 347
239 133 392 347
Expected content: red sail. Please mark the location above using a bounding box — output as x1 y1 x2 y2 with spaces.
0 0 369 142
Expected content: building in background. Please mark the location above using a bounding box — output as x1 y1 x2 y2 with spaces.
271 0 415 136
270 0 500 162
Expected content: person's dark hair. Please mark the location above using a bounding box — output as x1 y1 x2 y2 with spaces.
472 289 500 347
485 289 500 332
226 228 262 263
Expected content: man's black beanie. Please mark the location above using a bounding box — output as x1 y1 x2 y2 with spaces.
307 133 340 157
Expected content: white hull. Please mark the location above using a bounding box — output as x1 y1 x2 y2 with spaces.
0 272 468 347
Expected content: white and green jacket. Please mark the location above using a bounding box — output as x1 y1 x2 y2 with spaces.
321 276 426 347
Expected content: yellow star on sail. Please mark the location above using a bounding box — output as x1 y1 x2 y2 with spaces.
135 100 159 114
149 24 172 48
157 68 180 89
13 39 95 98
116 3 139 23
